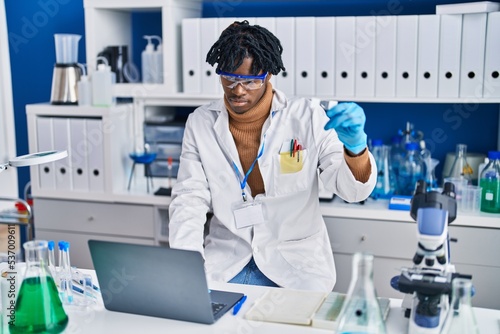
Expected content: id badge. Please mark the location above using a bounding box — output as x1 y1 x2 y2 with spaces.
232 201 265 229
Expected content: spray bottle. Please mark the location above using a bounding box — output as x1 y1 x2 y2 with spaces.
142 35 156 83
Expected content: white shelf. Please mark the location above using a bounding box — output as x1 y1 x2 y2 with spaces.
320 196 500 229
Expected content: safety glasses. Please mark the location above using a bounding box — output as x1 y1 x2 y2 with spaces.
216 69 268 90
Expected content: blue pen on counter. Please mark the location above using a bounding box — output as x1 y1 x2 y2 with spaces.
232 295 247 316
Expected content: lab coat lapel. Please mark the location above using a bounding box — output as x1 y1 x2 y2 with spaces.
213 107 244 175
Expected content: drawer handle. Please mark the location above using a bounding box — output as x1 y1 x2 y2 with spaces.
88 216 94 222
360 235 367 242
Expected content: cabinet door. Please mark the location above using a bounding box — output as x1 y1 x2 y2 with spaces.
34 198 155 238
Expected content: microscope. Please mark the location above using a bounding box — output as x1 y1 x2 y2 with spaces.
391 180 472 334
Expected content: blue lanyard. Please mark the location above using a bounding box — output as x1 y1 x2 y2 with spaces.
232 135 266 202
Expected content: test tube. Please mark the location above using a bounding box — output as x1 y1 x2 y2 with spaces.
48 240 56 277
59 241 74 304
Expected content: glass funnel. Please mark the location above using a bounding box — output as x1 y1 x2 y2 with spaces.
9 240 68 334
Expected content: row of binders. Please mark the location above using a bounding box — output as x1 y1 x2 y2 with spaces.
36 117 105 192
182 13 500 99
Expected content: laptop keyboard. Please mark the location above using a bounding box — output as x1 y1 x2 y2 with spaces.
212 302 227 317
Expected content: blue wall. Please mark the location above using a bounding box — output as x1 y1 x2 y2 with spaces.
5 0 498 195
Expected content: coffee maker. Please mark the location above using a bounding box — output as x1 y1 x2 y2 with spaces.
50 34 82 105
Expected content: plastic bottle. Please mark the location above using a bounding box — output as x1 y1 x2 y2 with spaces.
153 35 163 84
10 240 68 334
398 142 424 196
445 143 473 184
142 35 156 83
77 63 91 106
92 56 114 107
390 135 405 194
439 278 479 334
335 252 387 334
479 151 500 213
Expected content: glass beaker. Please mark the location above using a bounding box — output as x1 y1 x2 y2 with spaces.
439 278 479 334
9 240 68 334
335 252 387 334
54 33 81 64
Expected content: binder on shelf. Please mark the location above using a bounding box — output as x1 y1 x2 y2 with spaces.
483 11 500 98
295 17 316 97
182 18 201 94
275 17 296 96
395 15 418 97
335 16 356 97
200 18 220 95
36 117 56 189
374 15 397 97
460 13 487 98
69 118 89 192
85 119 105 192
438 14 463 98
315 16 335 97
416 15 440 98
436 1 500 15
354 16 376 97
52 118 72 190
255 17 277 87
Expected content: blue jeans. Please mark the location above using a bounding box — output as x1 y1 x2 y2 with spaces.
228 258 279 287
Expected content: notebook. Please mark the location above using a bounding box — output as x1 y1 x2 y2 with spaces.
88 240 244 324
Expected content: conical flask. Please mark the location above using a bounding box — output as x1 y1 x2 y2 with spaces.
439 278 479 334
9 240 68 334
446 144 473 183
335 252 387 334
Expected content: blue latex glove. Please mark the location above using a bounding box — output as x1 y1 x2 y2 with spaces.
324 102 367 155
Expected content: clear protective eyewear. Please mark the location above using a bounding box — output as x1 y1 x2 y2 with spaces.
217 69 268 90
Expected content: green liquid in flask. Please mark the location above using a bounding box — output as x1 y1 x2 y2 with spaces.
9 276 68 334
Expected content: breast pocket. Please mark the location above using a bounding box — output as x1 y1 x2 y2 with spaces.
273 148 312 196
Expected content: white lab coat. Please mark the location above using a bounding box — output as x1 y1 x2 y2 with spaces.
169 89 377 292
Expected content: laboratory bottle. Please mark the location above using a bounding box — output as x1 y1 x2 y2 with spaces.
398 142 424 196
142 35 156 84
92 56 114 107
370 140 395 199
335 252 387 334
446 143 473 184
77 65 91 106
439 278 479 334
421 149 439 191
390 135 405 194
479 151 500 213
153 35 163 84
10 240 68 334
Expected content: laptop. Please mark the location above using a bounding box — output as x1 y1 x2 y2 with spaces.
88 240 244 324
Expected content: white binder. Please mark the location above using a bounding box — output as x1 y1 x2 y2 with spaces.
36 117 56 189
182 18 201 94
375 15 397 97
416 15 440 98
295 17 315 97
460 13 487 98
355 16 376 97
396 15 418 97
200 18 220 95
483 11 500 98
255 17 277 87
86 119 105 192
275 17 295 97
52 118 72 190
315 16 335 97
335 16 356 98
69 118 89 191
438 14 463 98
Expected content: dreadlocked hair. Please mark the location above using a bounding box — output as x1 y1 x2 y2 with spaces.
205 20 286 75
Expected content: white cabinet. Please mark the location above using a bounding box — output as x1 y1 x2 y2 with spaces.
83 0 202 97
322 199 500 310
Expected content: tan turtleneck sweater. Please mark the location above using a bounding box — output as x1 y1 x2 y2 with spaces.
225 84 274 197
225 84 371 197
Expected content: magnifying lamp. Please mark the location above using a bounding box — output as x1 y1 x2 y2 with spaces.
0 150 68 173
